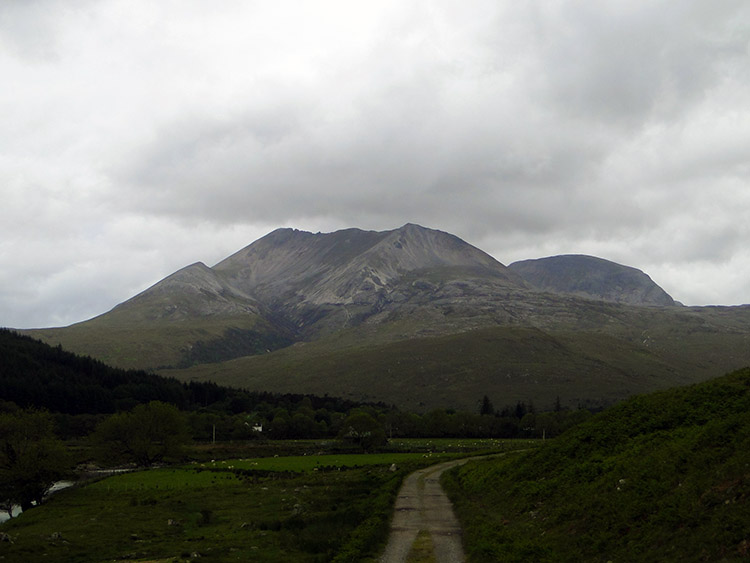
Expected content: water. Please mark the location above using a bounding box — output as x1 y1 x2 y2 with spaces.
0 505 22 523
0 480 74 524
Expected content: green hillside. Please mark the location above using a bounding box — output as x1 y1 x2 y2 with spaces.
443 367 750 562
160 316 750 412
26 313 291 370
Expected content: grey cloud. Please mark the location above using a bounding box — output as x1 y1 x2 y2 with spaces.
3 1 750 328
0 0 64 61
530 1 750 125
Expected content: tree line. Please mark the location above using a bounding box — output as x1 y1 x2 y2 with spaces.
0 329 379 436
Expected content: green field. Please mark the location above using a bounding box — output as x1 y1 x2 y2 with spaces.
196 452 448 473
0 451 459 562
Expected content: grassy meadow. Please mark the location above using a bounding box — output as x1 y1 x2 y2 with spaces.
0 455 423 562
0 439 522 562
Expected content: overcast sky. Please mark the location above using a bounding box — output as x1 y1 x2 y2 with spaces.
2 1 750 328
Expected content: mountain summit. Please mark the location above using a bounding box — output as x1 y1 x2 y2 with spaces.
212 223 526 330
215 223 521 303
509 254 675 306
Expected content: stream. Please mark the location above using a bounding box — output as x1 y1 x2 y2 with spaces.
0 480 75 524
1 468 135 524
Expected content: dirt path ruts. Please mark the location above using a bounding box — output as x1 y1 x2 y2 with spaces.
379 458 470 563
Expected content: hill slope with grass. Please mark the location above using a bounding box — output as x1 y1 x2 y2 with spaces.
443 367 750 562
162 302 750 411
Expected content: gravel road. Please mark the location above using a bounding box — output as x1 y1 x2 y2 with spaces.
379 458 470 563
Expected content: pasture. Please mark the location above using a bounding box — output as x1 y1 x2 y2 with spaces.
0 451 454 562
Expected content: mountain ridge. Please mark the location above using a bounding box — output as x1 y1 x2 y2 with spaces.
20 223 750 410
105 223 529 339
213 223 525 306
107 261 262 322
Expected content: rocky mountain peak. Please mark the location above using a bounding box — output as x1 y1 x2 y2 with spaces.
213 224 523 304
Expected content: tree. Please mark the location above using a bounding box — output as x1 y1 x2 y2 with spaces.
479 395 495 416
423 409 452 437
290 412 317 438
94 401 189 467
338 411 387 451
0 410 69 514
267 408 291 439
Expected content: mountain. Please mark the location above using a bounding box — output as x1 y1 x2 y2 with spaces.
93 223 528 332
211 223 527 337
509 254 676 306
23 224 750 411
29 224 530 368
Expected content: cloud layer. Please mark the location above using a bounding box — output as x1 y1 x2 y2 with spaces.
2 1 750 327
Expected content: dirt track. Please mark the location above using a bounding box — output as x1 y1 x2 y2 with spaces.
379 458 470 563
